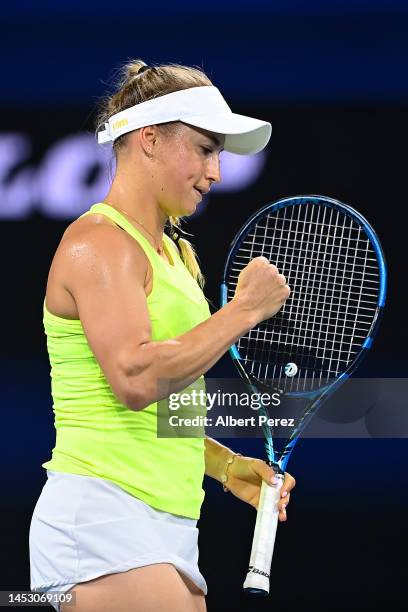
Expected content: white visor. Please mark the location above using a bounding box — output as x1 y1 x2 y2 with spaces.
97 86 271 155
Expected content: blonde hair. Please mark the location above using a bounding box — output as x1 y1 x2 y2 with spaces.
95 59 213 288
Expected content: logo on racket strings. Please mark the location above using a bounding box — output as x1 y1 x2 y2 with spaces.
284 362 298 377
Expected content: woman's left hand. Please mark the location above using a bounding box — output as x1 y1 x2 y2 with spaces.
224 455 296 522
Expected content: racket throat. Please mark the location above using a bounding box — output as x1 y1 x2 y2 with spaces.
268 461 284 476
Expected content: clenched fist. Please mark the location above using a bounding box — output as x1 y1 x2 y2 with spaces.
232 256 291 326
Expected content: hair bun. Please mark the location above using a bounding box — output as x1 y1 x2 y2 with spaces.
137 65 151 75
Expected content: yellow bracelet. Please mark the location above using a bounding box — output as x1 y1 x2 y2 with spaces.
221 452 242 492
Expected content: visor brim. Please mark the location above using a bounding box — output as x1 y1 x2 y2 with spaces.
181 112 272 155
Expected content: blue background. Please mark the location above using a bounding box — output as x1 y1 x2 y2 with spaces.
3 0 408 105
1 1 407 610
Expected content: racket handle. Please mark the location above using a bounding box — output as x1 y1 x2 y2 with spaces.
243 474 284 595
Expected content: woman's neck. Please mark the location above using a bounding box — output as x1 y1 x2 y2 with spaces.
104 184 167 254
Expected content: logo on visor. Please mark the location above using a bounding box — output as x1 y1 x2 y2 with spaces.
113 119 129 131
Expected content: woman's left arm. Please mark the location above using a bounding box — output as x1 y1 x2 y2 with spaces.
204 437 296 522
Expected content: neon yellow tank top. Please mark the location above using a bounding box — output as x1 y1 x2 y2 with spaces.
42 202 211 519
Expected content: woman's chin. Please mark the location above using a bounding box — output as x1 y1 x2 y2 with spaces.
164 198 198 218
177 202 198 218
185 203 199 216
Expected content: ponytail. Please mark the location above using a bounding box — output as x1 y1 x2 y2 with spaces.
167 217 205 288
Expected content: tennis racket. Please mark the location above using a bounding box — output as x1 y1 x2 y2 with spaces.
220 195 386 595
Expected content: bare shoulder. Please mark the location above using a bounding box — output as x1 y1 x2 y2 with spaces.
62 213 137 252
60 213 149 284
46 213 150 319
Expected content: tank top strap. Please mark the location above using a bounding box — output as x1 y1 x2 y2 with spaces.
82 202 169 271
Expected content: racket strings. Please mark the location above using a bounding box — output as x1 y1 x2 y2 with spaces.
226 202 380 391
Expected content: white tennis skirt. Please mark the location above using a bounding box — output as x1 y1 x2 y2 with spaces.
29 470 207 611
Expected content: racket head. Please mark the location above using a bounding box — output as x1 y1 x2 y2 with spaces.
221 195 386 465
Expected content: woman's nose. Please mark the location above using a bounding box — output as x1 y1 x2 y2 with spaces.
206 156 221 184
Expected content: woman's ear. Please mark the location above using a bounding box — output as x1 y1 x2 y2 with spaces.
139 125 158 159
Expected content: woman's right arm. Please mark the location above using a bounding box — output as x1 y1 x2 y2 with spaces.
63 224 290 411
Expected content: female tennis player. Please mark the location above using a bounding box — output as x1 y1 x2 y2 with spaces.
29 60 295 612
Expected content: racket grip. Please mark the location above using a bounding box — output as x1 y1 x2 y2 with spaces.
243 474 284 595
